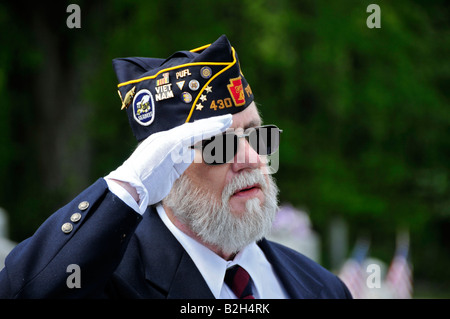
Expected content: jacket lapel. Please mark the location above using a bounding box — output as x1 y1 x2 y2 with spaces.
258 239 324 299
135 207 323 299
135 207 214 299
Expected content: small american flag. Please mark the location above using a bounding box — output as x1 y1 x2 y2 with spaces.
339 239 370 299
386 231 413 299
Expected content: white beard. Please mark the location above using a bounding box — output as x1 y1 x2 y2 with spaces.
163 169 279 255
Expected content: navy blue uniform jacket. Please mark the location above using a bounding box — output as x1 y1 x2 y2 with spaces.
0 179 352 299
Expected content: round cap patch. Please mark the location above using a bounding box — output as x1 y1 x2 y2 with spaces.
181 92 192 103
132 89 155 126
200 66 212 79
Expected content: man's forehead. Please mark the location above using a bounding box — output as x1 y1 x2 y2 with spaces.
230 102 262 130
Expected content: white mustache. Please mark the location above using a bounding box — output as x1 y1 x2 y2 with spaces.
164 167 279 254
223 170 266 200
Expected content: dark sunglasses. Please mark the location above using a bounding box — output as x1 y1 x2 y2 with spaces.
191 125 283 165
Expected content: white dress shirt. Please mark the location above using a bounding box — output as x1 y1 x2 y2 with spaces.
156 204 288 299
105 178 288 298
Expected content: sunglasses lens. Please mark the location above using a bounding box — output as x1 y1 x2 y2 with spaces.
247 125 281 155
199 125 281 165
201 133 237 165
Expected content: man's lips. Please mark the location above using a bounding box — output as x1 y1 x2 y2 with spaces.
232 184 262 197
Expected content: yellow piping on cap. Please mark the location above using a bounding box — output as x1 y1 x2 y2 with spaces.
184 46 237 123
117 60 229 88
116 43 238 124
189 43 211 53
118 42 215 88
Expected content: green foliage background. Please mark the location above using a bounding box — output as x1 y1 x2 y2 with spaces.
0 0 448 296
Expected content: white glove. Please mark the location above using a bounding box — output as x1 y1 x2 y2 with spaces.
105 114 232 212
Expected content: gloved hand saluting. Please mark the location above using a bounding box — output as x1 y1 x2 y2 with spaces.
105 114 232 214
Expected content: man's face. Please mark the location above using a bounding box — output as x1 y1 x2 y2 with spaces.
163 102 279 255
184 102 268 217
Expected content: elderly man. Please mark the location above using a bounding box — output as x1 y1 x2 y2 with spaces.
0 35 351 299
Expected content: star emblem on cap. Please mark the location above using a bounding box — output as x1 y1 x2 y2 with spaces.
196 103 204 110
204 85 212 94
200 94 207 102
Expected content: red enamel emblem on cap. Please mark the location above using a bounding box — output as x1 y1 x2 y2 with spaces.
227 77 245 107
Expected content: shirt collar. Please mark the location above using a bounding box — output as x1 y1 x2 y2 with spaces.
156 204 228 298
156 204 268 299
226 242 268 298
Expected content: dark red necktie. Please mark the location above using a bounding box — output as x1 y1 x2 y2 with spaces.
224 265 255 299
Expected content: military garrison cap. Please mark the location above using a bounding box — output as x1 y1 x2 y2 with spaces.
113 35 254 142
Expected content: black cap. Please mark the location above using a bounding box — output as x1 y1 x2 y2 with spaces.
113 35 254 142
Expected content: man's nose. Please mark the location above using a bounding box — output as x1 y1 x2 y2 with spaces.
231 137 262 172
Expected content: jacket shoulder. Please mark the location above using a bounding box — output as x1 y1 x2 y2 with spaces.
261 239 352 299
0 178 142 298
